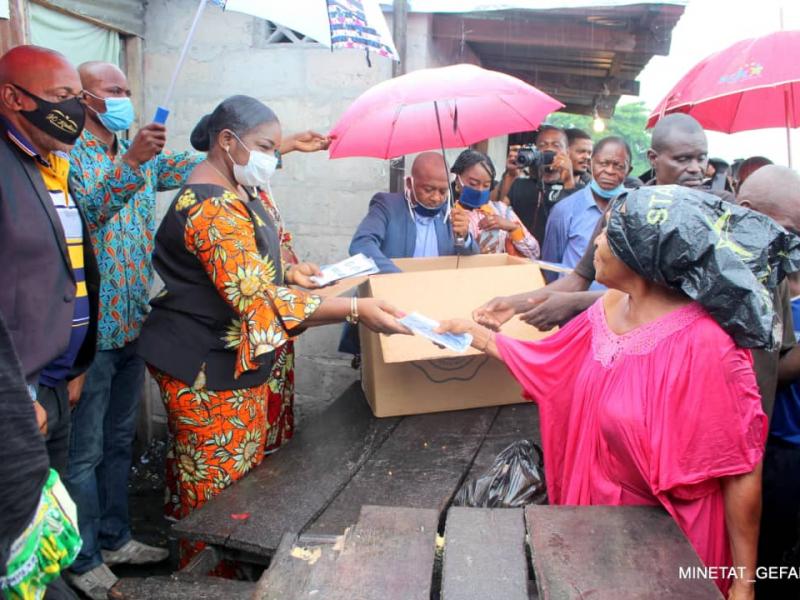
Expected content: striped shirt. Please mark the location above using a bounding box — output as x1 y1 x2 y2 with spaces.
38 154 90 386
4 124 90 387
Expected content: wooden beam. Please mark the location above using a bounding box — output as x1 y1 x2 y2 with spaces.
124 36 144 132
557 100 620 119
0 0 28 55
510 71 640 97
433 14 671 56
433 14 634 53
483 60 611 79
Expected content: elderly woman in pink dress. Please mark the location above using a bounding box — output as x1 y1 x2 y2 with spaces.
441 186 800 599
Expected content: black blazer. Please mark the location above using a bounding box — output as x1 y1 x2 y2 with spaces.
0 122 99 385
138 184 282 391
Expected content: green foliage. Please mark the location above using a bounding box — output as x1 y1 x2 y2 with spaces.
546 101 653 177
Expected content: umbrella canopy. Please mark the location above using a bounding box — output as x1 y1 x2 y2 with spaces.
218 0 398 59
155 0 397 123
647 30 800 133
328 64 564 159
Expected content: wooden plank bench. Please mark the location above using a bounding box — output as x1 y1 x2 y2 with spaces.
442 506 530 600
114 574 255 600
249 504 723 600
172 382 400 558
173 382 538 560
525 505 723 599
304 405 497 536
255 505 439 600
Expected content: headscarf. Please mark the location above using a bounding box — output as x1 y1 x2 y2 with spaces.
606 185 800 349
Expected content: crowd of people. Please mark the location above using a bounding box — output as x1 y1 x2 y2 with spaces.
1 42 799 600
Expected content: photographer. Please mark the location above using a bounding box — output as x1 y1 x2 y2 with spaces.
497 125 583 245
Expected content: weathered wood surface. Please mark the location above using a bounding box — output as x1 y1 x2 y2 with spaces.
304 406 498 536
256 505 438 600
114 574 254 600
442 507 529 600
454 403 541 502
525 505 724 600
254 533 340 600
172 383 399 556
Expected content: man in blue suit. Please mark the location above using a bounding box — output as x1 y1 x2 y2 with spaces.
350 152 478 273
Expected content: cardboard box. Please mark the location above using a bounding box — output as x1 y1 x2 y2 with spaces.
358 254 555 417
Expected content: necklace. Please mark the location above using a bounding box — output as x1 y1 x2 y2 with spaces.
205 159 240 195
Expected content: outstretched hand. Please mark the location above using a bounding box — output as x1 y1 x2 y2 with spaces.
359 299 412 336
435 318 475 336
286 262 323 288
282 130 332 154
518 290 581 331
472 296 517 331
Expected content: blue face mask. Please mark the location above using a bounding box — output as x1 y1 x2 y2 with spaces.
91 95 136 132
405 176 447 218
458 177 491 209
413 203 444 218
590 178 626 200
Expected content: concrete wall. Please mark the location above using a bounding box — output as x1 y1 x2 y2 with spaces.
139 0 492 428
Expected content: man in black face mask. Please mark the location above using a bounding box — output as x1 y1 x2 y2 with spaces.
0 46 99 520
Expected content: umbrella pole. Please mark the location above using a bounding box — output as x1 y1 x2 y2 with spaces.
434 101 461 267
786 88 794 168
153 0 210 124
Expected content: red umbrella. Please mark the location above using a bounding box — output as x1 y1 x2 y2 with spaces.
647 30 800 164
328 64 563 159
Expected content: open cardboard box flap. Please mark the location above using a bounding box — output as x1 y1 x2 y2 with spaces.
363 256 554 364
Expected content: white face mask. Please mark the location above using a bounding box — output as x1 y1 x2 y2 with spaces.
226 131 278 187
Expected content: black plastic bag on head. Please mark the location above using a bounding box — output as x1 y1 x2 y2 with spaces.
453 440 546 508
606 185 800 350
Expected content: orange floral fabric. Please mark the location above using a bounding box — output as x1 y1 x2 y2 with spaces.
179 189 320 379
150 366 269 521
257 190 300 452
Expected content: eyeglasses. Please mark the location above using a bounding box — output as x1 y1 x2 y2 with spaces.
594 160 629 173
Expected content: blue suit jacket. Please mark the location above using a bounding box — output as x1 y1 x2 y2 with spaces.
349 192 479 273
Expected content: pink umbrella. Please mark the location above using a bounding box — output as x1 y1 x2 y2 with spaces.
328 63 563 159
647 30 800 164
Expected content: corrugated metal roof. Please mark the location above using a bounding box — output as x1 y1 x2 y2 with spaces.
38 0 145 36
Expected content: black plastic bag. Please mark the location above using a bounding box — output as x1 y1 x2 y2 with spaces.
607 185 800 350
453 440 547 508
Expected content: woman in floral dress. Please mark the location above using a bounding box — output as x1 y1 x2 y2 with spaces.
258 191 301 453
137 96 408 527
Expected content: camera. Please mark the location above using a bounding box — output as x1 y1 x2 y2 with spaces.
515 145 556 169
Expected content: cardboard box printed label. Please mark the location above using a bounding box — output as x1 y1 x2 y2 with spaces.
357 254 557 417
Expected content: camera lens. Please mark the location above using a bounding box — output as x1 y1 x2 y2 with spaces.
515 146 540 168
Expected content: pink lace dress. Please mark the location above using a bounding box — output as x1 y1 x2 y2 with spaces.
496 297 767 594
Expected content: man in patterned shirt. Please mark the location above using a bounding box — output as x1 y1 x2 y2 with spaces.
65 61 203 596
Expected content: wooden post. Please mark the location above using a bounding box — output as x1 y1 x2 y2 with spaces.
0 0 29 55
124 35 145 131
388 0 407 194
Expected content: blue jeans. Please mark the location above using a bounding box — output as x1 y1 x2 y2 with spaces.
63 341 144 574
